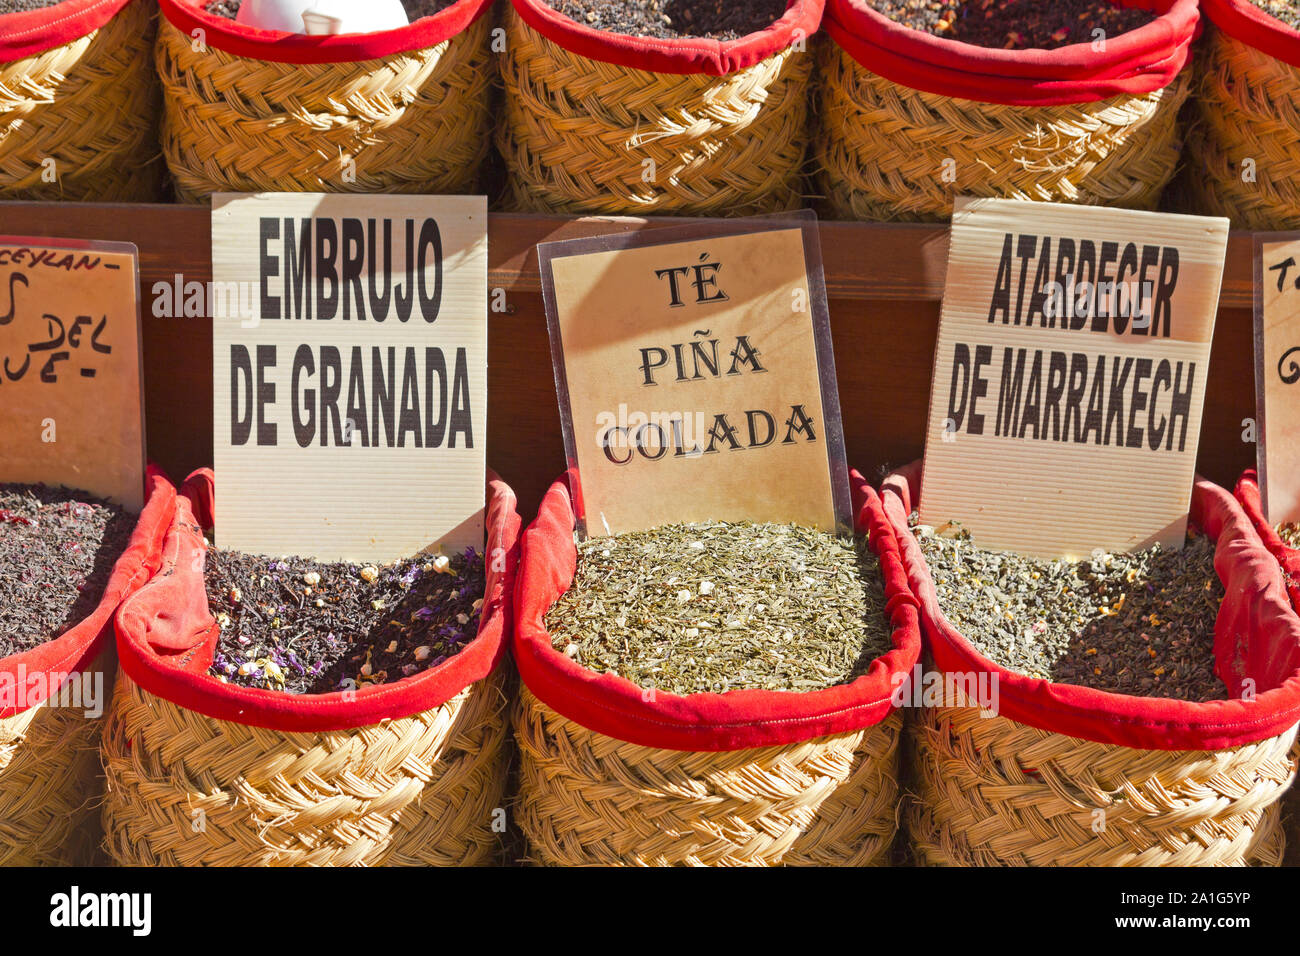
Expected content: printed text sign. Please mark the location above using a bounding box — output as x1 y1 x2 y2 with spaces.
1256 236 1300 526
541 219 850 537
921 198 1228 558
0 238 145 511
211 193 486 562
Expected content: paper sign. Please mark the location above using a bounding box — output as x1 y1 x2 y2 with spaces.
539 215 850 538
0 237 145 512
1255 234 1300 526
211 193 486 563
920 198 1228 559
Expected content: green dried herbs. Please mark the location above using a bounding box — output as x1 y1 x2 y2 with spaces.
913 518 1225 702
546 521 894 696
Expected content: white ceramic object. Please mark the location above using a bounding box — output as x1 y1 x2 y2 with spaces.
235 0 409 35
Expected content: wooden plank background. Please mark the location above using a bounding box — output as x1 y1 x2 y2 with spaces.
0 201 1262 520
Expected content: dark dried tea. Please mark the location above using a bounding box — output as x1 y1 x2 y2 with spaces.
207 547 485 694
1247 0 1300 30
868 0 1155 50
913 517 1224 702
0 483 134 659
546 521 894 696
547 0 789 41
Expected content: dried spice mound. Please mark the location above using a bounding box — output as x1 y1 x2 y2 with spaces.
1248 0 1300 30
0 484 134 660
207 547 485 694
914 519 1224 702
204 0 457 22
0 0 62 12
1280 523 1300 550
546 0 790 41
546 521 894 696
868 0 1155 50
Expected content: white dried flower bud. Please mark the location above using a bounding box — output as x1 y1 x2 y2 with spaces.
698 581 714 595
303 571 321 587
359 566 379 583
414 646 432 661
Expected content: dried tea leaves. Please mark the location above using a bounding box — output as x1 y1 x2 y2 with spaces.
0 484 135 659
914 518 1224 702
1247 0 1300 30
546 521 894 696
868 0 1155 50
207 547 485 694
547 0 790 41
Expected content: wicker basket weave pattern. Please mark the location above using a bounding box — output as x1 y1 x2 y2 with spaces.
100 664 512 866
1185 26 1300 230
512 685 902 866
153 12 494 202
0 0 161 201
0 673 111 865
816 41 1191 222
497 6 811 215
905 690 1297 867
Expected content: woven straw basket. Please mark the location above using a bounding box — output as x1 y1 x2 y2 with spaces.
101 470 520 866
497 0 821 215
816 0 1197 221
101 664 513 866
906 683 1294 866
514 687 904 866
511 471 921 866
0 0 161 201
884 462 1300 867
154 0 495 202
0 646 116 866
1184 1 1300 229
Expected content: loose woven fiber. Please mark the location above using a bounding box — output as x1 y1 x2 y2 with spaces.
905 688 1297 867
512 685 903 866
153 12 493 202
100 663 512 866
0 0 161 201
0 647 115 867
815 41 1191 222
1184 27 1300 230
497 7 811 215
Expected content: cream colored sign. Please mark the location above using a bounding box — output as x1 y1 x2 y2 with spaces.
543 224 848 537
920 198 1228 559
211 193 486 562
1257 237 1300 526
0 238 145 512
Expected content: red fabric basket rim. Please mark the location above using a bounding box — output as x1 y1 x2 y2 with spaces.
1200 0 1300 71
881 459 1300 750
511 467 923 752
112 467 519 732
824 0 1198 106
1236 470 1300 601
0 0 135 63
0 469 173 719
157 0 495 64
509 0 825 76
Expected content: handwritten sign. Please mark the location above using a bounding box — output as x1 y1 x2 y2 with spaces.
539 216 850 538
920 198 1229 558
1256 235 1300 526
211 193 487 563
0 237 145 511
